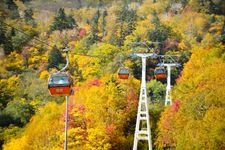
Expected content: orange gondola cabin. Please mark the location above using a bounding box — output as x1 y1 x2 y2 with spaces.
154 67 167 80
48 72 73 96
118 67 129 79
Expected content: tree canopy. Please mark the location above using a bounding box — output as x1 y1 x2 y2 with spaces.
0 0 225 149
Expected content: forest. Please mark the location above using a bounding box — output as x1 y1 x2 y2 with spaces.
0 0 225 149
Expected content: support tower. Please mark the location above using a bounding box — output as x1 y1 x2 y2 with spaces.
133 53 155 150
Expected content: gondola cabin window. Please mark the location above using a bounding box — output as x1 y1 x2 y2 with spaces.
49 76 70 85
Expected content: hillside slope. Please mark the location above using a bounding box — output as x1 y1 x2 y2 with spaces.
0 0 225 149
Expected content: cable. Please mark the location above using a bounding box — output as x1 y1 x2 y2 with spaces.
0 20 181 61
0 20 104 58
0 20 53 48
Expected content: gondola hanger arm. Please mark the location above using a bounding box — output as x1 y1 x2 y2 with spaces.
60 47 69 72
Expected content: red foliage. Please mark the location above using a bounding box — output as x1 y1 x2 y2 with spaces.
220 146 225 150
125 89 138 111
171 100 181 112
68 101 75 128
88 79 102 87
78 105 86 114
60 99 76 129
21 46 30 58
78 28 87 37
61 103 87 129
106 124 116 135
175 74 182 83
73 86 80 92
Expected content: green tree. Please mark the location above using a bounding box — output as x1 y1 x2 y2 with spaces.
0 1 6 17
189 0 225 15
11 32 35 53
117 4 137 47
220 21 225 43
147 11 175 53
102 9 108 37
0 18 7 45
16 71 55 106
4 0 19 19
0 80 13 109
0 76 19 109
4 98 34 126
148 24 172 43
4 0 17 10
3 102 63 150
86 9 101 45
24 8 36 26
47 46 65 69
3 37 13 55
147 80 166 104
0 125 23 149
50 8 77 32
10 27 15 36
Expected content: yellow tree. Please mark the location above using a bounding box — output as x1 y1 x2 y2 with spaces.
156 44 225 149
4 102 63 150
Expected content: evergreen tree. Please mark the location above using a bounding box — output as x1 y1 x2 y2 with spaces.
190 0 225 15
0 18 14 55
102 9 107 37
148 25 172 43
10 27 15 37
147 11 174 53
117 4 137 47
4 0 17 10
67 14 77 29
0 19 7 45
0 1 6 18
3 37 13 55
220 21 225 44
125 9 137 35
24 8 36 26
92 9 100 36
88 9 100 44
50 8 77 32
4 0 19 19
48 46 64 69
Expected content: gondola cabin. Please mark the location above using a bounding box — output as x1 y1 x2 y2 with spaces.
48 72 73 96
118 67 129 79
154 67 167 80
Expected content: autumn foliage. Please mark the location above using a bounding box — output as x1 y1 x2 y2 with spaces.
0 0 225 149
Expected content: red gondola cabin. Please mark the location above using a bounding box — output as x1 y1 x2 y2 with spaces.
48 72 73 96
154 67 167 80
118 67 129 79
